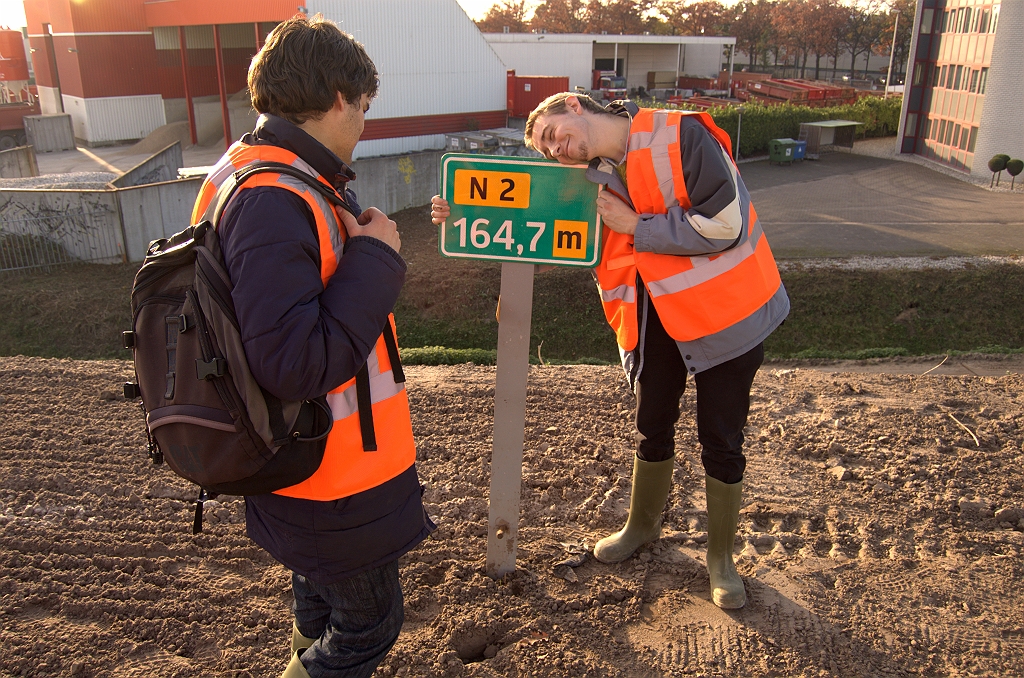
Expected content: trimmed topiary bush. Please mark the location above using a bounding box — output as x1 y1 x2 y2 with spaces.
1006 158 1023 190
989 154 1011 187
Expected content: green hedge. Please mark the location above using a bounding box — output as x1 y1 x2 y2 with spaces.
644 95 903 157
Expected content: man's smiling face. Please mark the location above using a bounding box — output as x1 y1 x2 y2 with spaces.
529 111 592 165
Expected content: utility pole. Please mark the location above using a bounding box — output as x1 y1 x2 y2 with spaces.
885 9 900 98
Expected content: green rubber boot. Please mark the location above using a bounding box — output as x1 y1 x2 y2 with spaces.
291 623 317 654
282 650 311 678
705 475 746 609
594 455 674 564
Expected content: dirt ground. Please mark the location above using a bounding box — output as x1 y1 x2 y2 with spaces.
1 355 1023 677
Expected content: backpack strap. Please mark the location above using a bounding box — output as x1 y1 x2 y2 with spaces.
202 161 358 228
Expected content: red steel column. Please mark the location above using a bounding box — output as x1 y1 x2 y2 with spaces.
254 23 263 51
213 24 231 150
178 26 197 146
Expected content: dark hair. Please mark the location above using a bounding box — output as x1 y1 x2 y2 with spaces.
248 14 379 124
524 92 610 149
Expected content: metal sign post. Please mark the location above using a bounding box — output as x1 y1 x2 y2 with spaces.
486 261 534 577
439 154 601 577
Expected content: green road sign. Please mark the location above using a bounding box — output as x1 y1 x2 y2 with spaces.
439 153 602 267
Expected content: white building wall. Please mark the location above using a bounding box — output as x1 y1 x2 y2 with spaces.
971 1 1024 182
309 0 507 159
61 94 166 144
485 38 593 90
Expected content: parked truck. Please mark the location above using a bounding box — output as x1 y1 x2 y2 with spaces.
0 100 40 149
591 70 627 101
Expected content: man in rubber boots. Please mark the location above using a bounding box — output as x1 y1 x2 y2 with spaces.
432 93 788 609
194 16 432 676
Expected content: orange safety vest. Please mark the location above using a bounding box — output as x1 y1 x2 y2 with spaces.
595 109 782 350
193 141 416 501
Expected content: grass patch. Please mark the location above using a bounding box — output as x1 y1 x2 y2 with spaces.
3 222 1023 365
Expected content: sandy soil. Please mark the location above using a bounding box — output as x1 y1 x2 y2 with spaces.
1 355 1023 677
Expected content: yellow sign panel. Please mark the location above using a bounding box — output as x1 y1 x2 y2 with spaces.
453 169 531 209
551 220 589 259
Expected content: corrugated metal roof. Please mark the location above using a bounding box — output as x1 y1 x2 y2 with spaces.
484 33 736 46
308 0 506 120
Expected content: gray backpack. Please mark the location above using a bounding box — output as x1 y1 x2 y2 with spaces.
124 162 353 532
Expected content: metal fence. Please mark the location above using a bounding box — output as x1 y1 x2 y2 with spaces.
0 207 125 275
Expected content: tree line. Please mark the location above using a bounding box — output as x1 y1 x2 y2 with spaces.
476 0 915 80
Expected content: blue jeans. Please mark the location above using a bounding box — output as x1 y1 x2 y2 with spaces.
292 560 404 678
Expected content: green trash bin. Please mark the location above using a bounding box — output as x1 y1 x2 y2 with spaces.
768 138 798 165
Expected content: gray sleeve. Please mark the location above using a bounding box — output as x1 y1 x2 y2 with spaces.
632 118 744 256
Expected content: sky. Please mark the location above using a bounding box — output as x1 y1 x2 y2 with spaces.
0 1 27 30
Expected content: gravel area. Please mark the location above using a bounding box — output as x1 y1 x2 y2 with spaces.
0 172 118 190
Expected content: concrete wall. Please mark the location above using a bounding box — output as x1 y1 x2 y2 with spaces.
37 86 61 116
0 188 124 264
486 40 594 91
350 149 444 215
2 146 443 271
117 178 204 262
24 114 76 152
111 142 183 188
0 145 38 178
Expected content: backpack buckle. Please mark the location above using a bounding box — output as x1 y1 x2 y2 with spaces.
122 331 136 349
123 382 141 399
196 357 227 380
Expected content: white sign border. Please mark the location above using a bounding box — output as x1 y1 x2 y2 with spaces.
439 154 602 268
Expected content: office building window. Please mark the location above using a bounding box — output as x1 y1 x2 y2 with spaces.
959 126 970 151
979 9 990 33
940 64 948 87
921 8 934 33
954 65 963 90
979 67 989 94
991 5 999 33
968 127 979 153
907 114 918 137
969 69 979 93
938 119 947 142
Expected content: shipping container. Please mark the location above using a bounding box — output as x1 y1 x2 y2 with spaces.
506 71 569 118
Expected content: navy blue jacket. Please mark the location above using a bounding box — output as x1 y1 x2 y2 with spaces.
217 114 430 584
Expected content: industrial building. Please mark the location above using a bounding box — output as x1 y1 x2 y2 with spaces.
483 32 736 95
21 0 507 159
898 0 1023 180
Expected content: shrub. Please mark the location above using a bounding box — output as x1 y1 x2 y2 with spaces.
639 96 904 156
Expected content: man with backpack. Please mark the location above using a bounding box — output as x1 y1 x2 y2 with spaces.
193 16 431 678
431 92 788 610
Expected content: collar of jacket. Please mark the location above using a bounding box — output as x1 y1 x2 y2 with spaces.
584 99 639 205
244 113 357 192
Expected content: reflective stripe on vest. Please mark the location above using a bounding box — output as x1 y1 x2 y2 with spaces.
194 143 416 501
594 109 781 349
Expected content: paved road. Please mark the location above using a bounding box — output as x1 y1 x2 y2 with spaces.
741 152 1024 258
30 137 1024 258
